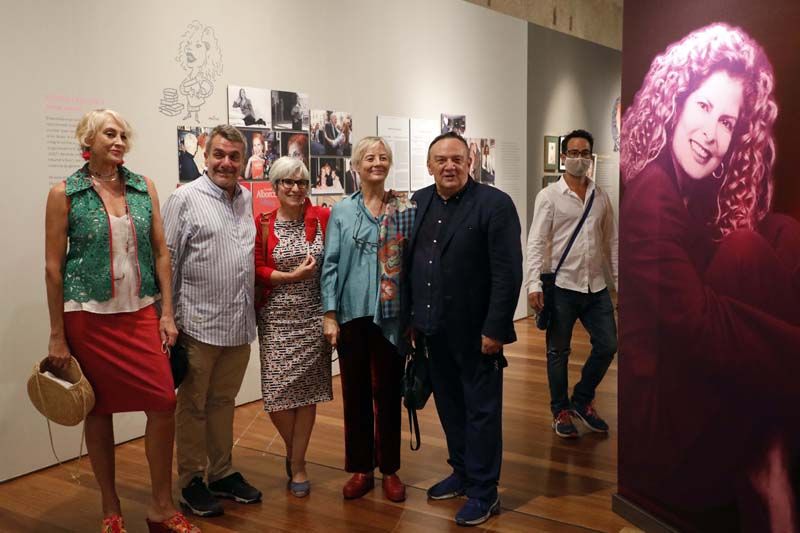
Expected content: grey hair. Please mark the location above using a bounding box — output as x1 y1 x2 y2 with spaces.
269 155 310 188
205 124 247 156
350 136 393 168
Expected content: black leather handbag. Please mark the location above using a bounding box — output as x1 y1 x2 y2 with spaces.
536 190 595 330
401 341 432 450
169 338 189 389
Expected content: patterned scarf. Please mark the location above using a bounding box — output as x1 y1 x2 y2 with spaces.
377 191 416 319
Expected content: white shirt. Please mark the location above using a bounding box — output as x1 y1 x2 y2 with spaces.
162 173 257 346
526 176 618 294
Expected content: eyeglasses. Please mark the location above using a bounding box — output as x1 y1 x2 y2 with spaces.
565 150 592 159
278 178 310 189
352 210 380 251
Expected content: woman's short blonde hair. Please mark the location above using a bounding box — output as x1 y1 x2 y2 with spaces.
350 136 393 168
269 156 310 188
75 109 133 153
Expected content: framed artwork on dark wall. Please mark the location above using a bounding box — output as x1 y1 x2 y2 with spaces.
544 135 558 172
557 135 566 172
542 174 560 189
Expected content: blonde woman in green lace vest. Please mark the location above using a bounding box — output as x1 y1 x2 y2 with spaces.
44 109 199 533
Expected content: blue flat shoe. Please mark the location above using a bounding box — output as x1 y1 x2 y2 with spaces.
288 479 311 498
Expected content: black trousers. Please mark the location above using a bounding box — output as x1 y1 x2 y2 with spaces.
338 317 403 474
424 332 504 502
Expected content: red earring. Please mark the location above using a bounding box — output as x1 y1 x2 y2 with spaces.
81 148 91 161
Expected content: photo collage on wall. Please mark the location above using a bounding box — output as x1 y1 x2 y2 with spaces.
176 85 350 217
310 109 353 196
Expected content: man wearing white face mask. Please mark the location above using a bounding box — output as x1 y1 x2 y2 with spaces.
526 129 618 439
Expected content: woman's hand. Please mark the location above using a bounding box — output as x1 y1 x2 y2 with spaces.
159 314 179 348
323 312 340 349
47 334 71 370
292 255 317 281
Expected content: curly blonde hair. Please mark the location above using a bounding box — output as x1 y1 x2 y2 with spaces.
620 23 777 239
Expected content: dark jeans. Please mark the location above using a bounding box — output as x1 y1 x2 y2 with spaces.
338 317 403 474
546 286 617 416
425 332 504 503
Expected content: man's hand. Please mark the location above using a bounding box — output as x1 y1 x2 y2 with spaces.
481 335 503 355
528 291 544 312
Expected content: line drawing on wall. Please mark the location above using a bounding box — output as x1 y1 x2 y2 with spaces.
159 21 223 122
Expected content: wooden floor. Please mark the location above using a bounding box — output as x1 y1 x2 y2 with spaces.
0 318 635 532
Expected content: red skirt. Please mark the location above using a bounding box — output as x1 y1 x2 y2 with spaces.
64 304 176 415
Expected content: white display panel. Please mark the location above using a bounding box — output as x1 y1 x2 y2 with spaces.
376 116 410 191
410 118 440 191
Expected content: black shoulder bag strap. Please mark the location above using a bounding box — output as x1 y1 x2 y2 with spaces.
553 189 595 277
407 390 421 451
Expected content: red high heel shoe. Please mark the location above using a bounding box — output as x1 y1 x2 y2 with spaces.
145 512 200 533
101 514 126 533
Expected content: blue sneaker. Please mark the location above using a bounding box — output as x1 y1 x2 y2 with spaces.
552 409 579 438
571 402 609 432
427 473 466 500
454 495 500 526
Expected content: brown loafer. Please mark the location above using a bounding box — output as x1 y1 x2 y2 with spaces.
382 473 406 502
342 472 375 499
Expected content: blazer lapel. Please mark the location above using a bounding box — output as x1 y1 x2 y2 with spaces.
439 184 477 252
409 186 434 249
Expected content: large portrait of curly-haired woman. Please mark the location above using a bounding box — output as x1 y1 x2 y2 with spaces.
618 13 800 532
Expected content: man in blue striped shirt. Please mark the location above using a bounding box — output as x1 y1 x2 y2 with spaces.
163 125 260 517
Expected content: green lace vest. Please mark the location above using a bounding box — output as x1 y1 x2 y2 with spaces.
63 166 158 303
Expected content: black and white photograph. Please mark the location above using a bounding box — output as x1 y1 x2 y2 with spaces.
279 131 309 168
310 157 345 195
271 90 309 130
228 85 270 128
177 126 213 182
441 113 466 136
311 110 352 156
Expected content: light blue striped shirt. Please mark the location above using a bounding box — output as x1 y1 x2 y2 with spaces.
162 173 257 346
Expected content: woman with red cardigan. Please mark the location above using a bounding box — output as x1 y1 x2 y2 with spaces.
254 156 332 498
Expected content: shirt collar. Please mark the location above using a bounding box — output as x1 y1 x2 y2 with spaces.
200 172 242 200
436 177 473 203
556 175 596 196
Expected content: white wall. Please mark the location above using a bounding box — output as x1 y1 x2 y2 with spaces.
0 0 527 480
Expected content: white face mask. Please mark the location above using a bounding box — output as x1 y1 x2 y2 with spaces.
565 157 591 177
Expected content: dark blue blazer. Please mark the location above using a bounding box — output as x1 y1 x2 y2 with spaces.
408 180 522 353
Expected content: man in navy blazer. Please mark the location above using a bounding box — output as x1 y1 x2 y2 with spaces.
407 132 522 526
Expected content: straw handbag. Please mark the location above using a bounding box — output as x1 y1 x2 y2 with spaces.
27 356 94 478
28 356 95 426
